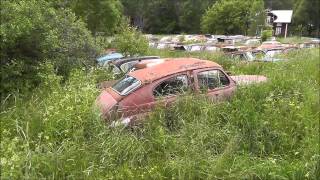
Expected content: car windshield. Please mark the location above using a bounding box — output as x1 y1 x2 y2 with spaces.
266 50 282 57
111 76 141 96
112 65 121 74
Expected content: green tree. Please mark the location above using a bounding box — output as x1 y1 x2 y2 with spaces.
293 0 319 36
71 0 123 35
201 0 265 35
264 0 294 9
121 0 217 34
121 0 146 29
248 0 266 36
179 0 217 33
0 0 99 95
113 23 149 57
143 0 181 34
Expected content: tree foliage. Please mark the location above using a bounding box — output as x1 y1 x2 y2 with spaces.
70 0 123 35
264 0 294 9
0 0 99 95
113 23 149 57
121 0 145 29
119 0 319 36
179 0 216 33
293 0 319 36
143 0 181 34
201 0 265 35
121 0 217 34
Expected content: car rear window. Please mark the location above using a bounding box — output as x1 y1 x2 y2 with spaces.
112 75 141 96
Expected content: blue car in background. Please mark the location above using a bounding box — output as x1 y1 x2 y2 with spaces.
97 52 124 66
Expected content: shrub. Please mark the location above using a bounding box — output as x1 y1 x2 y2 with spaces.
0 0 100 96
261 25 273 42
261 30 273 42
113 23 149 57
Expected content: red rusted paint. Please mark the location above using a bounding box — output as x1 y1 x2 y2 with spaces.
131 58 221 84
96 58 266 126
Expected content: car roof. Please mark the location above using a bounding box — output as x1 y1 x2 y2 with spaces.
97 53 123 62
111 56 160 66
129 58 221 83
262 41 281 44
228 51 248 55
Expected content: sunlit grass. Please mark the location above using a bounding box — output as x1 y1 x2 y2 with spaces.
1 48 319 179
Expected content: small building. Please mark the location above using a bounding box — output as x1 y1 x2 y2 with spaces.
267 10 293 38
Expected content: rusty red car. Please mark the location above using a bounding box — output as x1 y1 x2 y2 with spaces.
96 58 266 126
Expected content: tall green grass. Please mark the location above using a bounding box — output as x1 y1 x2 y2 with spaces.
1 49 319 179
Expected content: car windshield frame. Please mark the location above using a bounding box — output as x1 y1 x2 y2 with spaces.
120 61 139 73
111 75 141 96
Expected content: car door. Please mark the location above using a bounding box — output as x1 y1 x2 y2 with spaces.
151 73 192 108
193 68 236 101
119 72 193 118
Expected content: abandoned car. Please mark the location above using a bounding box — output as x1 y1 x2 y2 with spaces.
257 41 283 50
96 58 267 126
108 56 160 74
227 51 255 61
97 52 124 66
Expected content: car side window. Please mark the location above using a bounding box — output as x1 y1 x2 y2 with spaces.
219 71 230 86
120 61 138 73
153 75 189 97
197 70 230 90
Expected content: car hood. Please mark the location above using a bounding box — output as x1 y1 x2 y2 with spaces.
231 75 267 86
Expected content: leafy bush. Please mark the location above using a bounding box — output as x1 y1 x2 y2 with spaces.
113 23 149 57
261 30 273 42
0 0 100 96
70 0 123 35
261 25 273 42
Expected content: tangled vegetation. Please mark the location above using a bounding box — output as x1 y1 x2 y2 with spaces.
1 0 318 179
0 0 100 96
1 49 319 179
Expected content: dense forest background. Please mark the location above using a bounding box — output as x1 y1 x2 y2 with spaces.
1 0 319 96
121 0 319 36
49 0 319 36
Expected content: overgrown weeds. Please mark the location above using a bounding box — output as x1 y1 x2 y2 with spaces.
1 49 319 179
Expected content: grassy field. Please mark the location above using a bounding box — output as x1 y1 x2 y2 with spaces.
1 49 319 179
